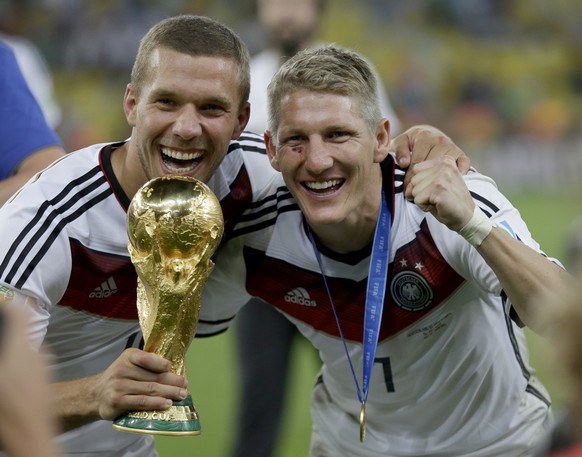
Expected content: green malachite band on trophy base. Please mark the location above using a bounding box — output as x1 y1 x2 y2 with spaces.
112 396 201 436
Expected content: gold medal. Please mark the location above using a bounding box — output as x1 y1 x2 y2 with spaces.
359 402 366 442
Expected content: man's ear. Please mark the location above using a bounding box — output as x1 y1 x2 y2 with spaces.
123 84 137 127
264 131 281 171
374 119 391 163
232 101 251 139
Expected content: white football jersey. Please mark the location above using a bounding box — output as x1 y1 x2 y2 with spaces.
199 154 553 456
0 132 274 456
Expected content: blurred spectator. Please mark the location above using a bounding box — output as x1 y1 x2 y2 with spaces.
0 43 64 205
565 218 582 276
3 0 579 192
0 304 60 457
0 1 62 129
245 0 400 134
535 241 582 456
0 33 62 129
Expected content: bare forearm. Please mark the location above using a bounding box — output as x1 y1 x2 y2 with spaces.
52 375 102 432
477 227 573 335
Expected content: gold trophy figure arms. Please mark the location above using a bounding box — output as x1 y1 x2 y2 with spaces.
112 176 224 436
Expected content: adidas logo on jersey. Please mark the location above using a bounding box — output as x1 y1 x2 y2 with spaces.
89 277 118 298
284 287 317 307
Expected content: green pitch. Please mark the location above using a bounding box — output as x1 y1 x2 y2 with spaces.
155 332 317 457
155 190 581 457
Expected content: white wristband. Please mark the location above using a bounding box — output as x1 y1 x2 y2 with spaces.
458 206 494 247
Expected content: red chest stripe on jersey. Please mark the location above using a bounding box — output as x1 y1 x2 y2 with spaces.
219 167 253 237
244 220 464 342
59 239 138 320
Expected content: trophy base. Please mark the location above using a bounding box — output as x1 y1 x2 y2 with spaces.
112 396 201 436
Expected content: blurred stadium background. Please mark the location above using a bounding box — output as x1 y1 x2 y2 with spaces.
3 0 581 455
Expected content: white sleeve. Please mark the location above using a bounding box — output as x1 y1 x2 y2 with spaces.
197 237 251 336
1 286 50 350
0 181 73 307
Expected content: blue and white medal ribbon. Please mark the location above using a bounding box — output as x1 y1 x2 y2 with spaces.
308 191 391 443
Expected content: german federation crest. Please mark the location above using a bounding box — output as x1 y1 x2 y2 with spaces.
390 271 433 311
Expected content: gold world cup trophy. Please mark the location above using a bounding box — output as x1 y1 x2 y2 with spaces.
112 176 224 436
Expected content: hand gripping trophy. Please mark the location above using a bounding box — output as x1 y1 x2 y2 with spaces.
112 176 224 435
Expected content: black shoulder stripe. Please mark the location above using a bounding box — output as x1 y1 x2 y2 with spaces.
229 203 300 239
470 191 500 215
195 315 237 338
247 186 292 210
526 384 551 407
232 144 267 155
394 171 405 194
228 134 267 155
503 298 551 406
503 311 530 380
238 192 295 225
194 328 229 338
13 187 112 288
238 132 265 143
199 315 236 325
0 166 104 280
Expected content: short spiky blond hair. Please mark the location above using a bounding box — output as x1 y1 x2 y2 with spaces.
267 44 382 138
